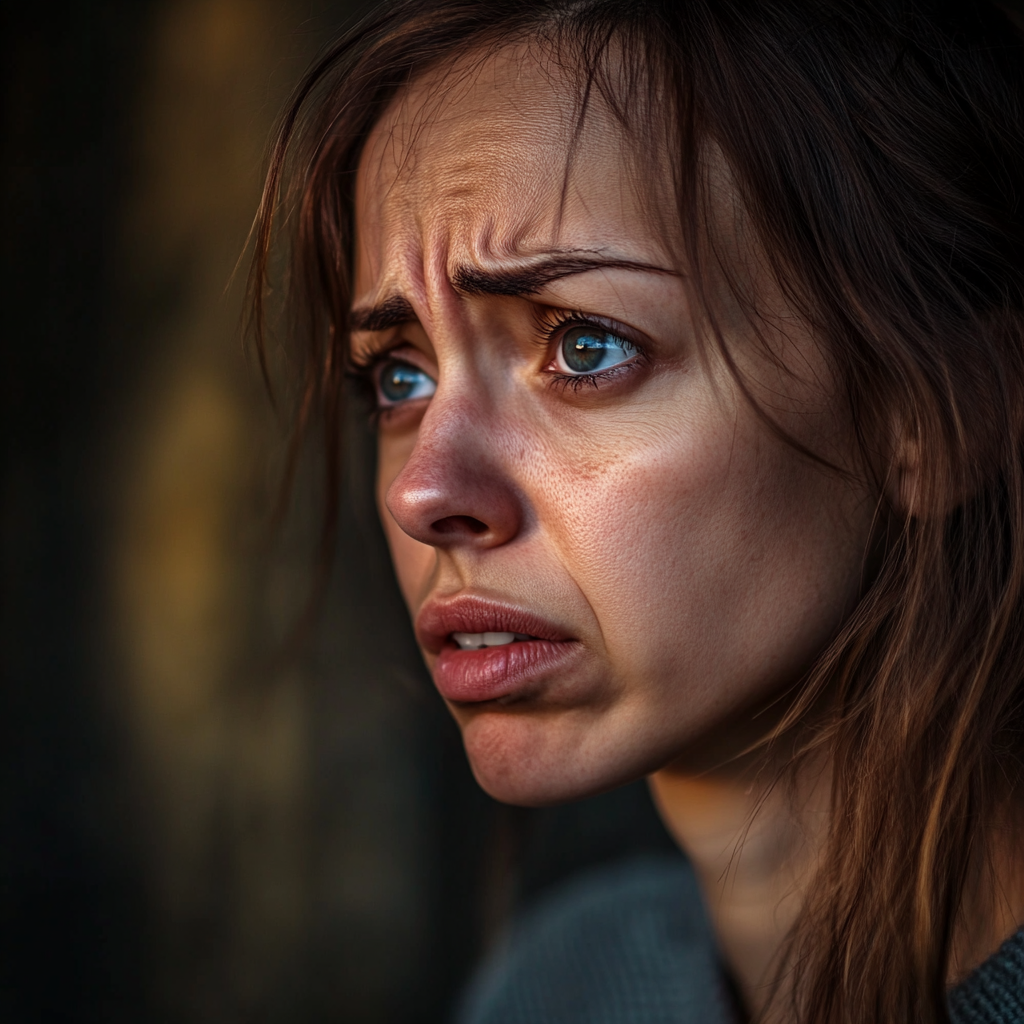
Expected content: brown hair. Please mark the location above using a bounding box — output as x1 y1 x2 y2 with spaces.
249 1 1024 1020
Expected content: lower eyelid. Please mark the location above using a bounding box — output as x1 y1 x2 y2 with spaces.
547 358 643 391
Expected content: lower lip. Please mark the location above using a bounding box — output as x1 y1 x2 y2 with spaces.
433 639 581 703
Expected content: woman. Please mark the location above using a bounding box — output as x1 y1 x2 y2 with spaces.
249 0 1024 1020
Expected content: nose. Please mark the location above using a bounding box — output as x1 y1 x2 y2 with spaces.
384 395 524 550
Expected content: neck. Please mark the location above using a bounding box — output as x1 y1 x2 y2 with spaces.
650 753 1024 1022
649 752 827 1022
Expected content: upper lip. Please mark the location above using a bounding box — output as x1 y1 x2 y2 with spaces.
415 592 572 655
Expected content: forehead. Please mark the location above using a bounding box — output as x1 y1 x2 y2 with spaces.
353 42 677 295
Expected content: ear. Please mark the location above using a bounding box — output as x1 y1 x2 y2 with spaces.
883 400 1019 519
883 421 978 519
883 428 923 517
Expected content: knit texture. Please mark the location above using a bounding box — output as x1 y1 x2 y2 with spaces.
454 855 737 1024
456 855 1024 1024
949 928 1024 1024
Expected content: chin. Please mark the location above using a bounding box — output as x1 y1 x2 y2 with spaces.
456 706 656 807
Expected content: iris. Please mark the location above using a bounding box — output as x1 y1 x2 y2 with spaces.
560 327 636 374
378 360 436 404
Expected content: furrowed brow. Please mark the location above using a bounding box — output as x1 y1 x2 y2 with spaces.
451 253 674 296
349 294 416 333
348 254 676 331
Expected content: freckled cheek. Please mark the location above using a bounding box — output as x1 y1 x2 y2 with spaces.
535 426 759 672
537 414 868 708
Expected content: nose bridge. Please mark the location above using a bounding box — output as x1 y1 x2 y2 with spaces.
408 382 486 483
385 377 524 549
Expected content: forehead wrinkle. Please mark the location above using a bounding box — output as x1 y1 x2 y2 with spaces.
449 213 560 288
356 40 689 324
368 48 584 215
363 53 670 251
414 228 472 343
375 54 490 184
372 50 553 197
352 223 427 324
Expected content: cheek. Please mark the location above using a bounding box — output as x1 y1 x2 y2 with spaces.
546 424 744 666
382 516 435 611
536 399 869 714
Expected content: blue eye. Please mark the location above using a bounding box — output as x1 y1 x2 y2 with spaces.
557 326 637 375
377 359 436 406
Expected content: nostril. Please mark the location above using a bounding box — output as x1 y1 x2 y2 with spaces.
432 515 489 536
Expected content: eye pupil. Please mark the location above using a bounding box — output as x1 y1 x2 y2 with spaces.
379 360 424 402
561 327 632 374
562 329 608 373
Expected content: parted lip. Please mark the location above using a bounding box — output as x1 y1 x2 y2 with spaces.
415 592 573 655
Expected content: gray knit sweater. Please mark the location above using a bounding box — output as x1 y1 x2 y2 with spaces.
950 928 1024 1024
455 856 1024 1024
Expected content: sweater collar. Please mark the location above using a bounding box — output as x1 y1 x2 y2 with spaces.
948 927 1024 1024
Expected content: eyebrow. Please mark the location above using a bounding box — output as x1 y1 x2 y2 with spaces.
348 294 417 333
348 252 675 333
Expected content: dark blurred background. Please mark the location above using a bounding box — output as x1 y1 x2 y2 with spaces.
1 2 676 1021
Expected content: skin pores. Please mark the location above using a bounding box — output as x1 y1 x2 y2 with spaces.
350 45 877 807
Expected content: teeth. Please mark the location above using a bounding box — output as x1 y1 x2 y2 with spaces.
452 631 535 650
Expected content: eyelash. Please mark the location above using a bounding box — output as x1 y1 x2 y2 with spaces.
347 308 648 411
346 342 390 378
535 308 647 392
345 346 395 423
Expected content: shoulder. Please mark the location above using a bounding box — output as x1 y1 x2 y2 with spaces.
454 854 739 1024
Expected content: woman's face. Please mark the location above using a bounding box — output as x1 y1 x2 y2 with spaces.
351 46 876 805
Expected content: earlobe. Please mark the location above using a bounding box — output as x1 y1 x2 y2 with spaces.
877 404 922 518
883 401 1016 519
883 431 923 518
